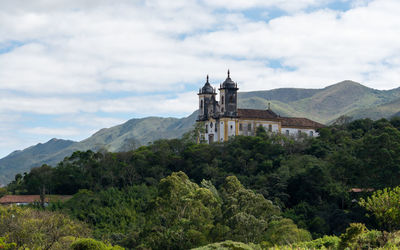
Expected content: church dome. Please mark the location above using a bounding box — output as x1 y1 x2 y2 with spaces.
221 70 237 89
201 75 214 94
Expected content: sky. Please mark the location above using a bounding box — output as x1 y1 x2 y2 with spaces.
1 0 400 158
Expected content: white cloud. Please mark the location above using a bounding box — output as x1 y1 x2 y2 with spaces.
22 127 82 137
0 93 197 116
202 0 335 11
1 0 400 158
56 115 125 128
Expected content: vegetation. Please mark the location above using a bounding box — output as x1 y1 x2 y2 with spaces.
2 80 400 186
0 205 91 249
4 117 400 248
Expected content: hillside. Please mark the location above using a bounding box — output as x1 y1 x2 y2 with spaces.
6 118 400 249
239 80 400 123
0 112 198 185
348 97 400 121
1 80 400 185
0 139 76 185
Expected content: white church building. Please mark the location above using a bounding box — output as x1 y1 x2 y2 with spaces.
197 71 324 143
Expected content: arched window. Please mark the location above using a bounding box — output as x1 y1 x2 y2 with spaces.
268 124 272 132
221 96 224 104
200 100 203 109
229 95 234 103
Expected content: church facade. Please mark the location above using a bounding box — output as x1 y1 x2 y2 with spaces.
197 71 324 143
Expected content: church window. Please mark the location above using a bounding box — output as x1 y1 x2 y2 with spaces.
229 95 234 103
310 131 314 136
298 130 301 135
221 108 224 112
222 96 224 104
210 122 213 128
239 123 243 131
206 124 208 133
286 130 289 135
268 124 272 132
230 125 233 130
215 126 217 132
248 123 251 131
200 100 203 109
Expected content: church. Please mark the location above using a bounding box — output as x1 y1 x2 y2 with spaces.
197 71 324 143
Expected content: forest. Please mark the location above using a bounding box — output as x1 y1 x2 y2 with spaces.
2 117 400 249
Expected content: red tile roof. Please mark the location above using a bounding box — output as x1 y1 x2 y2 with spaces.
237 108 324 129
238 108 278 119
280 117 325 129
0 195 72 204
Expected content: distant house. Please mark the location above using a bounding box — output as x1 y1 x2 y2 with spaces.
350 188 375 193
349 188 375 203
0 195 72 206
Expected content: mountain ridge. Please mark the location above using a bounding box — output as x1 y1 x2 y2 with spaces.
1 80 400 185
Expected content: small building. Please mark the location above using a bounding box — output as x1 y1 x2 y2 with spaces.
197 71 324 143
0 195 72 206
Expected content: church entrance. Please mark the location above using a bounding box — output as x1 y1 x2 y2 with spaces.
208 134 214 143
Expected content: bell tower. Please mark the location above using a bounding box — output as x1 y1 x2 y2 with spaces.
197 75 216 121
219 70 238 117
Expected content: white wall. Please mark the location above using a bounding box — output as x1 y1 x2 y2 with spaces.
281 127 318 137
228 121 236 137
204 121 219 143
257 122 279 133
219 121 225 142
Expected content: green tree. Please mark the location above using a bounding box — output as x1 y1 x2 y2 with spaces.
359 186 400 231
146 171 222 250
0 206 91 249
0 236 17 250
220 176 280 243
71 238 124 250
264 218 311 246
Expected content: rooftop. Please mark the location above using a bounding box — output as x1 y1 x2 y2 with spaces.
280 117 325 129
238 108 278 119
0 195 72 204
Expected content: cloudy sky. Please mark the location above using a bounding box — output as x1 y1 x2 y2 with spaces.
1 0 400 158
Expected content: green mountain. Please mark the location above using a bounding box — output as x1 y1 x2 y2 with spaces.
239 80 400 123
348 97 400 121
0 139 76 185
0 112 198 185
1 80 399 185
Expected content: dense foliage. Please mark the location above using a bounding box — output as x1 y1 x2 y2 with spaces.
5 117 400 249
0 205 90 249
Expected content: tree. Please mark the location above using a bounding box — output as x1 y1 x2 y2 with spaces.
264 218 311 246
147 171 222 249
0 187 7 197
0 237 16 250
220 176 280 243
71 238 124 250
0 206 91 249
359 186 400 231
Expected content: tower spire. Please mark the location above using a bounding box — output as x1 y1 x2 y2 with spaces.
227 69 230 78
206 74 209 83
